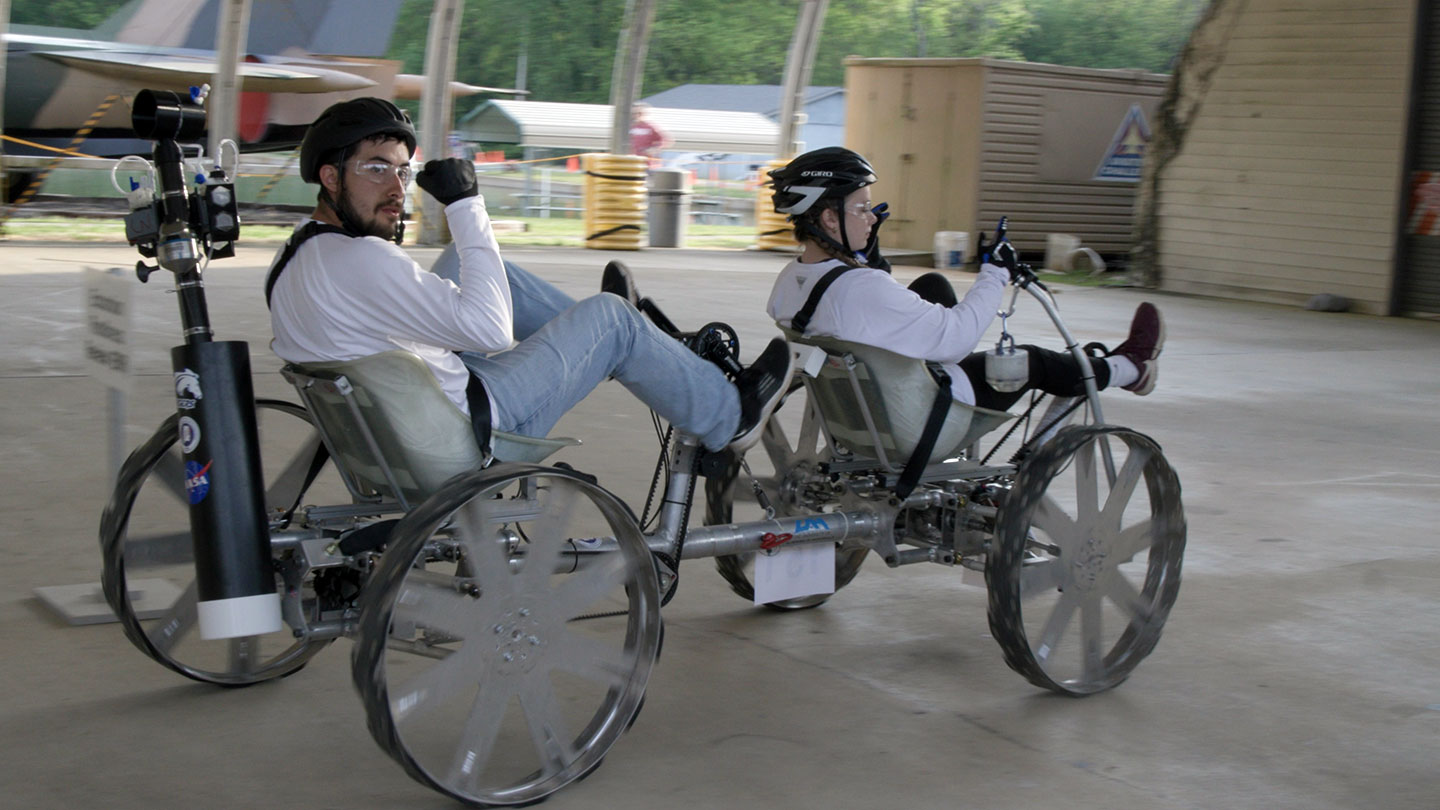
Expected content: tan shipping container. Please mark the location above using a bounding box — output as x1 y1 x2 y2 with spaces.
844 57 1167 262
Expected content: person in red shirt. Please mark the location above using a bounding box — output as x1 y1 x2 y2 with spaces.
629 103 671 160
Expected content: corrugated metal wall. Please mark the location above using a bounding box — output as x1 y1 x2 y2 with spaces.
1155 0 1416 315
1398 0 1440 315
977 61 1166 256
845 58 1166 259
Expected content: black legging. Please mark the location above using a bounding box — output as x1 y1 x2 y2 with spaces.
907 272 1110 412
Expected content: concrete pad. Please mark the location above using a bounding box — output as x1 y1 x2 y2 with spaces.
1 240 1437 809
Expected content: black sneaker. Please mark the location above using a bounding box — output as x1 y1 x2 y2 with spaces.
1110 302 1165 396
728 338 796 453
601 260 640 307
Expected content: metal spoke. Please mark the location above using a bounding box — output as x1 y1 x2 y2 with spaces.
761 418 793 471
145 579 198 655
445 674 514 793
519 480 580 589
1110 519 1155 564
123 530 193 567
227 636 259 673
394 575 487 641
1099 445 1151 530
548 628 634 688
1073 439 1099 526
391 644 486 726
1029 494 1078 548
1103 572 1153 627
520 676 578 779
264 435 324 511
548 553 631 621
1018 557 1066 597
1080 594 1104 681
454 498 515 592
795 398 823 461
1033 588 1080 664
152 449 189 504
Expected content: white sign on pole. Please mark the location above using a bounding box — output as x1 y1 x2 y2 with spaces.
82 267 132 392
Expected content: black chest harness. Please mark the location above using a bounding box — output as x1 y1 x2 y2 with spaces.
264 222 492 456
791 265 952 499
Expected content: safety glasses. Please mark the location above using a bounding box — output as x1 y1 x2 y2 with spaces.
351 160 413 186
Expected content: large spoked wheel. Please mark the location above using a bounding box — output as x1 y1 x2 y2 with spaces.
986 425 1185 696
99 399 340 686
705 382 867 610
353 464 661 807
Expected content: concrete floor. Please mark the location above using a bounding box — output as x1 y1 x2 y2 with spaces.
1 241 1437 810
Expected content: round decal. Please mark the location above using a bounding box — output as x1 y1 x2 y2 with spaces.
184 460 212 505
178 416 201 454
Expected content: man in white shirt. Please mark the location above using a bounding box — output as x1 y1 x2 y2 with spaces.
267 98 792 455
764 147 1164 413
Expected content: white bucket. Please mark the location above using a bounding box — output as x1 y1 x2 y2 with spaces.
1045 233 1081 270
934 231 968 271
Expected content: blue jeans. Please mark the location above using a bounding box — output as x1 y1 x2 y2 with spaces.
432 249 740 451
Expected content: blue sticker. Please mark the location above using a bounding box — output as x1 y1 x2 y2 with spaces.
795 517 829 533
185 460 212 505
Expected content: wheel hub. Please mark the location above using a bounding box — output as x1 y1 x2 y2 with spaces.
492 606 544 672
1071 535 1107 591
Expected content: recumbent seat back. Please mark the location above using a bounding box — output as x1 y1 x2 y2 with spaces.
781 328 1013 471
281 350 578 510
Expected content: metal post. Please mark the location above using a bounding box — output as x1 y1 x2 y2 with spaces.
776 0 829 159
418 0 464 245
1 0 11 207
607 0 658 156
207 0 252 165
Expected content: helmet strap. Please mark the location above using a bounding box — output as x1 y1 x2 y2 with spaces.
796 201 864 266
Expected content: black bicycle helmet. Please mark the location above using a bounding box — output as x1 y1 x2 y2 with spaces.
299 97 417 184
767 146 876 216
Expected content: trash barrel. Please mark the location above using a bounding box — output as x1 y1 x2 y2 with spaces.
646 168 690 248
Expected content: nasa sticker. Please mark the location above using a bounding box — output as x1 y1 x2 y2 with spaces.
178 416 201 454
184 460 212 505
174 368 203 410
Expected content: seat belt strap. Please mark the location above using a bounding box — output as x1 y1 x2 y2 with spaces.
790 265 855 334
263 221 353 309
895 365 952 500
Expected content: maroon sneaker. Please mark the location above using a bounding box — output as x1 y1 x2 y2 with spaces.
1111 302 1164 395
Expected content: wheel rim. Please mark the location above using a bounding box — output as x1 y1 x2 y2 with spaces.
707 382 867 609
355 466 660 806
987 426 1185 695
99 400 341 685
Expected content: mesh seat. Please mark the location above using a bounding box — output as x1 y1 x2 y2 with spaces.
782 328 1013 471
282 350 579 509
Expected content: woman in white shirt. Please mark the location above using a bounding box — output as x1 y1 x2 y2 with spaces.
764 147 1164 412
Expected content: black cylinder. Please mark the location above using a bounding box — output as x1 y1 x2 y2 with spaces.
132 89 207 141
171 342 274 611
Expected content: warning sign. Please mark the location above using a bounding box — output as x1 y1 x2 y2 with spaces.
82 268 132 391
1093 103 1152 183
1407 171 1440 235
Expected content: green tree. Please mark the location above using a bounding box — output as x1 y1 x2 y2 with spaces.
1019 0 1207 72
9 0 129 30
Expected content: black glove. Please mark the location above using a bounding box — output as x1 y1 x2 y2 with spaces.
861 202 892 272
976 225 1023 281
416 158 478 206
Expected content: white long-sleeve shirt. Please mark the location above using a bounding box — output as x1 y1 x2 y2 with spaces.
766 259 1010 404
268 195 511 416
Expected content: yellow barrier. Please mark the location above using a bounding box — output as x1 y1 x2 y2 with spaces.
582 153 647 251
754 158 797 252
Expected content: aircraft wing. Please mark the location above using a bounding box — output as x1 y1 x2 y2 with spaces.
392 74 530 100
32 50 377 93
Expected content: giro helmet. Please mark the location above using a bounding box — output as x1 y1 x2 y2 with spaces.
768 147 876 217
299 97 416 184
